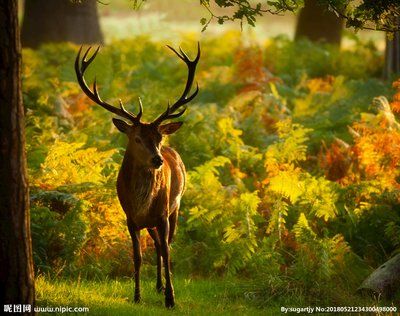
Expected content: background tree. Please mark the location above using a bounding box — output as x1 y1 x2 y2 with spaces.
0 0 35 310
200 0 400 33
200 0 400 75
295 0 343 45
21 0 103 49
385 18 400 78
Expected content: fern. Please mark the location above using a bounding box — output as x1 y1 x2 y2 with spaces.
268 167 303 203
265 119 311 171
30 190 89 274
37 140 118 188
293 213 316 241
385 222 400 254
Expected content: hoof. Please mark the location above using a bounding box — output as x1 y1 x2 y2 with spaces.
165 298 175 308
134 294 141 303
165 295 175 308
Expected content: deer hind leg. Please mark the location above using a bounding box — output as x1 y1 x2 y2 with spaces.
168 210 178 244
127 218 142 303
147 228 164 293
157 219 175 308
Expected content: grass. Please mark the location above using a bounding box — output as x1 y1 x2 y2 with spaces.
36 275 274 315
36 274 399 315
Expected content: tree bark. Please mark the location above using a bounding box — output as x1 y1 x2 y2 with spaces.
384 24 400 78
21 0 103 49
295 0 343 45
0 0 35 311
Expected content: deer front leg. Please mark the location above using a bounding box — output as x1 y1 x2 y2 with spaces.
127 219 142 303
168 210 178 244
157 219 175 308
147 228 164 293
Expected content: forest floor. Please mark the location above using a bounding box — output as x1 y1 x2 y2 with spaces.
36 276 274 315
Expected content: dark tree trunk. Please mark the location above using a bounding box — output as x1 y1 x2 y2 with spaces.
21 0 103 49
0 0 35 311
384 28 400 78
295 0 343 45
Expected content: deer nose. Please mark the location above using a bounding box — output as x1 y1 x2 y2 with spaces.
151 155 163 168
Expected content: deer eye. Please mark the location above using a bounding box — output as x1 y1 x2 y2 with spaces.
134 137 141 144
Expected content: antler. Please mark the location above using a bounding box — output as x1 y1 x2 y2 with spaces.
152 43 200 125
75 46 143 124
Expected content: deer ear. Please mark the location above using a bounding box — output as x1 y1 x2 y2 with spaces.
112 118 131 133
158 122 183 135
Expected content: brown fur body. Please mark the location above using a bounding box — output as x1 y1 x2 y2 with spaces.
117 146 185 231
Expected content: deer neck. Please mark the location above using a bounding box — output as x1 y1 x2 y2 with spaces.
120 152 163 210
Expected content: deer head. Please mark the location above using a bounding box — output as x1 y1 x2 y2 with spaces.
75 44 200 169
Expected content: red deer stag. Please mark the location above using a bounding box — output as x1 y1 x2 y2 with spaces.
75 44 200 308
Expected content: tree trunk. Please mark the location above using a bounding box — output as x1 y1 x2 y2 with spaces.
0 0 35 311
295 0 343 45
21 0 103 49
384 25 400 78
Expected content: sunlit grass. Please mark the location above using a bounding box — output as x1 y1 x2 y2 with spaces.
36 276 273 315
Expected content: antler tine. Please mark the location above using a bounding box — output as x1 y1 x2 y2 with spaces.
75 45 142 124
81 46 99 73
153 102 188 124
167 106 187 119
117 97 143 121
153 43 200 125
166 45 186 62
178 47 190 60
118 99 133 117
137 97 143 120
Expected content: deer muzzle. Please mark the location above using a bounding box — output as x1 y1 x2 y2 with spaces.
151 155 163 168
